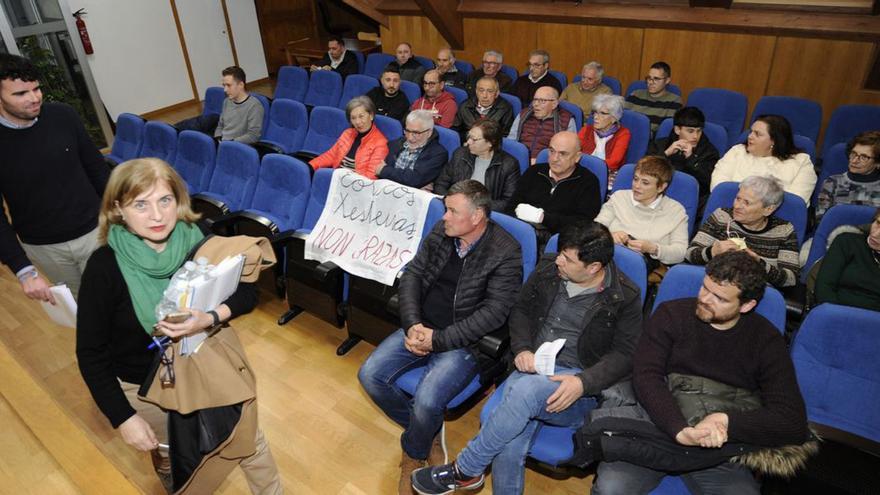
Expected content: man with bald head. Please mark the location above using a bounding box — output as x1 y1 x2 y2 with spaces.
561 61 613 117
411 69 458 128
508 86 577 163
507 131 602 244
386 42 427 84
452 76 515 141
435 48 466 89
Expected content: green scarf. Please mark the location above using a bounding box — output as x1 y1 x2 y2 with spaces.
108 223 205 335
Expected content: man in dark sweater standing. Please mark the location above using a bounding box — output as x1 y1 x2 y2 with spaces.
591 250 809 495
0 54 108 301
358 180 522 494
412 220 642 495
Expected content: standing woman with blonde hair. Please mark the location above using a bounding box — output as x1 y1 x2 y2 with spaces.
76 158 282 493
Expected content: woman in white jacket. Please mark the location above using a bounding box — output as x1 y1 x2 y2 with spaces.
711 114 817 205
596 155 689 267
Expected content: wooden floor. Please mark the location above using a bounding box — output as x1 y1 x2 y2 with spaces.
0 268 594 494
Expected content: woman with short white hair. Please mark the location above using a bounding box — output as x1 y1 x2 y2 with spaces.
578 94 631 187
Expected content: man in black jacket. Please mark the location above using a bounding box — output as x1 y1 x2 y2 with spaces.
412 220 643 495
452 76 514 142
367 68 410 124
508 131 602 246
377 110 448 188
358 180 522 494
0 53 108 302
310 35 359 80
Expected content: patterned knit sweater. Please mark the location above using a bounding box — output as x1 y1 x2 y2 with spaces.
686 208 800 287
816 171 880 223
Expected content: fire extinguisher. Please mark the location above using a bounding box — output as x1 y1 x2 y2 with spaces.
73 8 93 54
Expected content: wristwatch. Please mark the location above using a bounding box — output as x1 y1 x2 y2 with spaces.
207 310 221 327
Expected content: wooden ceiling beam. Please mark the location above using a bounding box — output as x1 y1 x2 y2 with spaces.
413 0 464 49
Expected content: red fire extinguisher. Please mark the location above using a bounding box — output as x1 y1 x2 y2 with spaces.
73 8 93 54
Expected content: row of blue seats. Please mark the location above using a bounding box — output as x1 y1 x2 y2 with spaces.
252 60 878 161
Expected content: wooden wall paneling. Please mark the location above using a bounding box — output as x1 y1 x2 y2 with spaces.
587 25 645 90
641 28 777 128
459 18 537 73
380 15 446 55
255 0 319 75
767 36 880 144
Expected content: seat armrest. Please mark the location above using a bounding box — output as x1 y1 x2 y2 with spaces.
314 261 341 282
477 327 509 359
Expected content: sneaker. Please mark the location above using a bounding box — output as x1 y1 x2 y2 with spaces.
399 451 426 495
411 462 484 495
428 423 448 466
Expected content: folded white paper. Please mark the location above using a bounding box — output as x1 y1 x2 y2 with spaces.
180 254 244 355
40 284 77 328
534 338 566 376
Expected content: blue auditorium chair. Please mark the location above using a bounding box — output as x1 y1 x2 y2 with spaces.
702 182 808 245
445 86 467 108
686 88 748 145
352 50 365 75
278 168 350 329
502 138 530 175
363 53 395 79
253 98 308 156
296 106 349 159
821 104 880 162
210 154 311 296
811 142 848 208
535 149 608 201
500 64 518 82
105 113 145 165
611 163 700 237
435 126 460 161
274 66 308 102
624 80 682 97
338 74 379 110
173 130 216 194
499 92 522 118
303 70 343 108
751 96 822 144
791 303 880 443
191 141 260 222
549 70 567 88
202 86 226 116
139 121 178 163
801 204 876 284
374 114 403 142
603 75 622 95
394 211 538 408
454 60 474 75
656 118 729 156
399 80 421 106
414 55 434 70
558 100 583 130
620 109 651 164
252 93 272 140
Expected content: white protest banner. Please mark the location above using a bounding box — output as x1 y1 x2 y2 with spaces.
304 169 435 286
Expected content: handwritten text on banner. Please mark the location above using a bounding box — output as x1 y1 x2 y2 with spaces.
304 169 435 286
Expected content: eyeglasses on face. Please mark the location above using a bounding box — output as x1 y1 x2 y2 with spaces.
405 128 431 135
528 62 546 68
533 98 556 104
482 60 500 66
423 80 440 86
849 151 875 163
645 76 666 83
592 110 612 117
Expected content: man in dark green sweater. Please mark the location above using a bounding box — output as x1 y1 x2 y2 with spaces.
0 54 108 301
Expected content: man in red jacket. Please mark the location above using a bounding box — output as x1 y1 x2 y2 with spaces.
411 69 457 128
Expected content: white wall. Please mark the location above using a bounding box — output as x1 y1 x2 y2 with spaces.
225 0 267 83
67 0 193 120
66 0 268 120
176 0 235 98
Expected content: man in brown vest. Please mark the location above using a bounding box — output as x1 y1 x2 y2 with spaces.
507 86 576 164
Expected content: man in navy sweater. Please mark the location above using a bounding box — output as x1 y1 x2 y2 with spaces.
0 54 108 301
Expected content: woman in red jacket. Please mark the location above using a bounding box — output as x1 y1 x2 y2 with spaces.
310 96 389 179
578 94 631 189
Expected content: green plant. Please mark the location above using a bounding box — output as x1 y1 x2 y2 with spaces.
19 35 106 147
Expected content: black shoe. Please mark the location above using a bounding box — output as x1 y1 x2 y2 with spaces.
411 462 484 495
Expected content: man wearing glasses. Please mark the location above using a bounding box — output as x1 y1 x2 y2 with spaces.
376 110 448 188
452 77 515 142
625 61 682 135
508 86 577 163
509 50 562 107
465 50 512 97
411 69 458 128
435 48 467 90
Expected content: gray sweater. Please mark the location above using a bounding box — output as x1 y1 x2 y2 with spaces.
214 94 264 144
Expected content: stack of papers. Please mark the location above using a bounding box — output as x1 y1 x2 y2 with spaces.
535 338 566 376
40 284 77 328
179 255 245 355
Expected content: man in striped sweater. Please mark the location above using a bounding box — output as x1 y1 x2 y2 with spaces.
625 61 681 137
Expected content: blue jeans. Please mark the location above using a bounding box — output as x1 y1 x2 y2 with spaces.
592 460 760 495
456 369 597 495
358 329 479 459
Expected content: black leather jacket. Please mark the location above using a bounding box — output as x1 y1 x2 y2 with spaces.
433 147 520 212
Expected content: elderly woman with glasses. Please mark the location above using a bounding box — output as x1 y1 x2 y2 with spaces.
578 94 631 187
816 131 880 224
76 158 281 492
310 96 389 179
711 114 816 205
686 175 799 288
